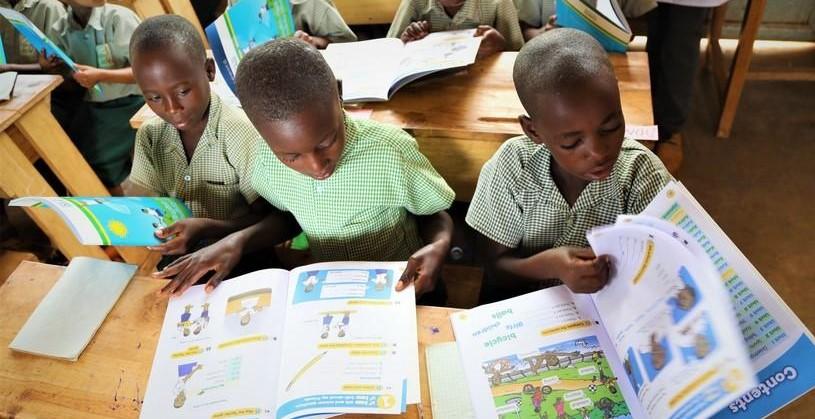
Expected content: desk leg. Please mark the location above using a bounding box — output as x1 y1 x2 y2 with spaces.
0 132 108 260
706 4 728 97
716 0 767 138
129 0 166 17
12 100 156 270
161 0 209 48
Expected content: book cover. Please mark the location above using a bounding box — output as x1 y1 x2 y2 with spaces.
555 0 631 53
0 8 77 69
10 196 191 246
206 0 295 93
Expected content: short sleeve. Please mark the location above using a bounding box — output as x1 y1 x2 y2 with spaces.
515 0 544 27
311 0 357 43
466 143 526 248
128 124 163 195
391 131 455 215
495 0 524 51
250 142 289 212
223 109 261 205
387 0 421 38
625 148 672 215
110 6 141 66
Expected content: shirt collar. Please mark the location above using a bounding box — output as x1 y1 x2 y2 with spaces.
65 5 104 32
428 0 480 23
11 0 39 11
164 92 221 160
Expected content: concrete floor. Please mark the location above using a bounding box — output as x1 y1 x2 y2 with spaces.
675 40 814 417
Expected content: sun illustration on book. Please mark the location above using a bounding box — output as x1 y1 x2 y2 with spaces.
108 220 128 238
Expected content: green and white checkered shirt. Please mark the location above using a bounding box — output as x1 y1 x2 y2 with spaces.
466 136 671 252
387 0 524 51
252 114 455 262
129 93 261 220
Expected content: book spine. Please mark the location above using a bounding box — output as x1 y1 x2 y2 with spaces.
556 0 629 53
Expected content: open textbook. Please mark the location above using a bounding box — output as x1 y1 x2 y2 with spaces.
555 0 632 53
10 197 190 246
206 0 295 94
452 181 813 419
141 262 420 419
322 29 483 102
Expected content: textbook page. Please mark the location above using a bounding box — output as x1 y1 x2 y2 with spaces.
323 38 405 102
640 181 815 418
451 285 644 419
9 196 191 246
141 269 291 418
393 29 481 91
588 224 756 419
274 262 416 419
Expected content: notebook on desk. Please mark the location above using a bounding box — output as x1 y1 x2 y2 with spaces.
0 71 16 102
9 257 137 361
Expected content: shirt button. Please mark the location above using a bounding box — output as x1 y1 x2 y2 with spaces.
184 175 191 182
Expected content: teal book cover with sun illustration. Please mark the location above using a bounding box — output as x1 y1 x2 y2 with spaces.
10 196 191 246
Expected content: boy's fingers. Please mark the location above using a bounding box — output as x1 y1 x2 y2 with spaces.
205 271 228 293
156 222 183 239
153 256 189 278
570 247 596 260
397 258 420 291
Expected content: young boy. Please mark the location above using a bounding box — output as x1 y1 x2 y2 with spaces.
0 0 66 73
157 39 455 301
466 28 671 303
387 0 524 57
124 15 266 282
227 0 356 49
46 0 142 193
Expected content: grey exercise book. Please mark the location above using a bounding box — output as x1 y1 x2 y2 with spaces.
0 71 16 102
9 257 137 361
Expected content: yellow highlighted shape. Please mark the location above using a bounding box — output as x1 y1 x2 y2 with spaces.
669 368 718 408
540 320 592 336
350 350 387 357
318 342 385 350
211 407 261 418
218 334 268 349
171 346 204 359
348 300 392 306
342 384 381 392
632 240 655 284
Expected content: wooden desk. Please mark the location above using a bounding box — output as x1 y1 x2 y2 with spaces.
0 261 457 419
110 0 208 48
333 0 401 25
131 52 652 201
0 75 157 272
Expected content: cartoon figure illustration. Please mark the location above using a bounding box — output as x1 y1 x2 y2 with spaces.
225 288 272 328
173 362 203 408
532 386 543 413
678 315 717 362
554 397 565 419
193 303 210 335
303 271 319 293
177 304 193 337
257 3 268 22
141 207 167 229
337 312 350 338
649 333 667 370
668 267 701 323
373 269 389 291
320 313 333 339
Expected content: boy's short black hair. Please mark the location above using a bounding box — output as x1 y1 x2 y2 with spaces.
129 15 206 64
513 28 615 117
235 39 337 122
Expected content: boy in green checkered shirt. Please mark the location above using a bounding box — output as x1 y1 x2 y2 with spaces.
466 28 671 303
153 39 455 301
122 16 273 293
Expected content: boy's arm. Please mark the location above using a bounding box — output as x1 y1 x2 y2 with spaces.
72 65 135 88
520 21 544 41
494 0 525 51
396 210 453 295
477 232 610 294
387 0 420 38
155 207 300 296
0 63 42 73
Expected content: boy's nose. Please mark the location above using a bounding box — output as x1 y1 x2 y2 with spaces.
306 154 329 178
165 97 182 114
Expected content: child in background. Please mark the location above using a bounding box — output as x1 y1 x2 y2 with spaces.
466 28 671 303
44 0 142 194
387 0 523 57
124 15 272 288
0 0 66 73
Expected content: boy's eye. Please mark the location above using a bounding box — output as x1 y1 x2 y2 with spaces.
600 123 623 134
178 89 190 96
283 154 299 163
561 138 582 150
316 132 337 150
147 95 162 102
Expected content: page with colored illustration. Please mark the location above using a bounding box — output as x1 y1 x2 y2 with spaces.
638 181 815 418
274 262 417 419
452 285 644 419
587 222 757 419
9 196 190 246
141 269 291 419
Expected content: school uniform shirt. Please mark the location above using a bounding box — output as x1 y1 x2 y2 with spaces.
292 0 357 43
0 0 66 64
129 93 261 220
251 114 455 262
52 4 141 102
466 136 671 252
515 0 655 27
387 0 524 51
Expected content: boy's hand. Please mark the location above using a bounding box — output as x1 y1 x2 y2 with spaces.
400 21 430 43
72 64 103 88
149 218 210 255
294 30 314 46
37 48 62 73
475 25 506 59
396 241 448 296
544 246 610 293
544 15 560 32
153 237 242 296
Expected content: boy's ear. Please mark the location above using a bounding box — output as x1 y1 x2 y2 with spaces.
205 58 216 82
518 114 545 145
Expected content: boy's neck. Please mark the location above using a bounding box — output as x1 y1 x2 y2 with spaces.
550 158 590 208
442 5 463 18
71 6 93 27
178 105 212 162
